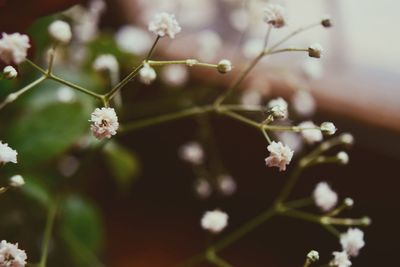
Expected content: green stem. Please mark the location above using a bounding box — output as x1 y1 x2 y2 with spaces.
206 250 234 267
274 161 306 205
218 110 261 129
146 35 161 60
47 45 57 75
39 200 59 267
147 60 218 68
25 59 47 75
269 48 309 55
284 197 313 209
48 74 102 100
0 76 46 110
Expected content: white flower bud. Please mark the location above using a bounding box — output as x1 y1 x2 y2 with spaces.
2 66 17 79
48 20 72 44
320 122 337 135
337 151 349 164
344 197 354 208
307 250 319 262
9 175 25 187
201 209 228 234
267 97 288 119
321 15 333 28
217 59 232 74
139 63 156 85
308 43 323 58
340 133 354 145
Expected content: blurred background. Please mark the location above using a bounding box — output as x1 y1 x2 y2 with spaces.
0 0 399 266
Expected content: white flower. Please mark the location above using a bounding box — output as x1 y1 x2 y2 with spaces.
217 59 232 74
340 228 365 257
89 107 119 140
115 26 152 55
93 54 119 73
307 250 319 262
330 251 351 267
139 63 157 85
217 174 237 196
301 59 323 80
337 151 349 164
48 20 72 44
148 12 181 38
3 66 17 79
9 175 25 188
291 90 316 117
57 86 76 103
267 97 288 119
0 240 27 267
298 121 323 144
194 179 212 199
265 141 294 171
161 65 188 87
308 43 323 58
321 122 337 135
313 182 338 212
264 4 287 28
0 141 17 164
0 33 30 64
340 133 354 145
179 142 204 165
201 209 228 233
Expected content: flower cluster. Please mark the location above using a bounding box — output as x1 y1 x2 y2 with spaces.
0 240 27 267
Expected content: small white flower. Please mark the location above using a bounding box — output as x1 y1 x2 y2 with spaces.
307 250 320 262
265 141 294 171
0 240 27 267
313 182 338 212
0 33 30 64
264 4 287 28
93 54 119 73
161 65 188 87
3 66 17 79
291 90 316 117
344 198 354 208
337 151 349 164
89 107 119 140
48 20 72 44
217 59 232 74
340 133 354 145
330 251 351 267
194 179 212 199
139 63 157 85
115 26 152 55
179 142 204 165
0 141 17 164
148 12 181 39
321 122 337 135
217 174 237 196
9 175 25 188
201 209 228 234
301 59 323 80
340 228 365 257
57 86 76 103
267 97 288 119
308 43 323 58
298 121 323 144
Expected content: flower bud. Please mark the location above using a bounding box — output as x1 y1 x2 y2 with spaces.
307 250 319 262
321 16 333 28
320 122 337 135
337 151 349 164
217 59 232 74
48 20 72 44
308 43 323 58
3 66 17 79
9 175 25 187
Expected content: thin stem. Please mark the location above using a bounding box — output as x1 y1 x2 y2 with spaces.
147 60 218 68
121 106 214 132
48 74 102 100
0 76 47 110
206 250 234 267
39 199 59 267
221 104 265 113
284 197 313 209
261 127 272 144
47 45 57 75
269 48 309 55
25 59 47 75
262 25 273 50
274 161 306 205
146 35 161 60
218 110 261 129
322 224 341 238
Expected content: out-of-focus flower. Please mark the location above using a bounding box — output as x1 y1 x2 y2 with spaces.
340 228 365 257
320 122 337 135
240 90 263 107
196 30 222 62
307 250 320 263
48 20 72 44
298 121 323 144
201 209 228 233
57 87 77 103
330 251 351 267
313 182 338 212
9 175 25 188
277 131 303 153
115 26 152 55
217 174 237 196
301 59 323 80
139 63 157 85
308 43 323 58
161 65 188 87
194 179 212 199
229 8 249 31
264 4 287 28
2 66 17 79
93 54 119 73
291 90 316 117
0 33 30 64
242 38 264 59
0 240 27 267
265 141 294 171
179 142 204 165
89 107 119 140
337 151 349 164
217 59 232 74
0 141 17 164
267 97 288 119
340 133 354 145
148 12 181 38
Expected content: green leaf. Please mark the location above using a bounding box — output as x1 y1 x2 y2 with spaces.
60 195 104 253
6 101 88 168
103 141 141 192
